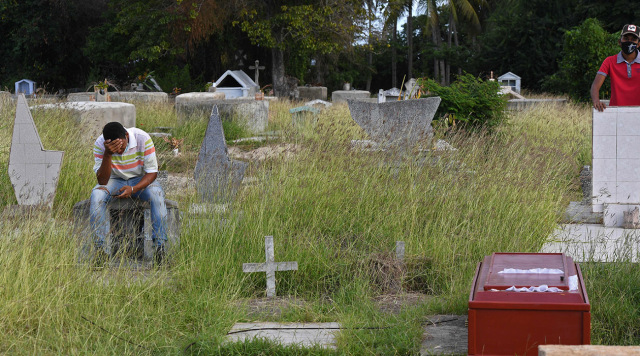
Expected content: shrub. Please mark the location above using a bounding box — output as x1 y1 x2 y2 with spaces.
418 73 508 130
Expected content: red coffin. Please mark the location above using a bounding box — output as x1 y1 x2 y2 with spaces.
468 253 590 355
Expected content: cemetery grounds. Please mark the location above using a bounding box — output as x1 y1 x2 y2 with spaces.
0 96 637 354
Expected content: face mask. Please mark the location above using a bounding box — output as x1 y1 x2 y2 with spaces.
621 41 638 55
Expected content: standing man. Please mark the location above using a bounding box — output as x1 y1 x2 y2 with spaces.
89 121 167 263
591 24 640 111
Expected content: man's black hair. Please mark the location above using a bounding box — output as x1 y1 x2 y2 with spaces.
102 122 127 141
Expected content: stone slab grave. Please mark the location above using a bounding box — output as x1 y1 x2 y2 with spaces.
226 322 340 349
243 236 298 297
298 86 327 101
8 94 64 207
33 102 135 143
592 106 640 227
347 97 441 148
67 91 168 103
194 105 248 203
331 90 370 104
420 315 468 356
542 224 640 262
175 94 268 134
73 198 180 264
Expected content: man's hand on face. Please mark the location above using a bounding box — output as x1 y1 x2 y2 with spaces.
104 138 125 155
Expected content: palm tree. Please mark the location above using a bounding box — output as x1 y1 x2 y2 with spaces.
421 0 486 84
382 0 408 88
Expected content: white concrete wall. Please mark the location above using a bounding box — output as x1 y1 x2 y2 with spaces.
592 107 640 226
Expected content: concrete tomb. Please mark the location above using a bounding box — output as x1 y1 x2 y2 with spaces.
34 101 136 143
592 107 640 227
15 79 36 96
68 91 168 103
298 86 328 101
331 90 370 104
227 322 340 349
194 105 248 202
347 97 441 147
8 94 64 207
214 70 259 99
497 71 521 94
176 94 268 134
243 236 298 297
73 198 180 263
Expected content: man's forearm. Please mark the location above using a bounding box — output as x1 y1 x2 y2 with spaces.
131 172 157 194
96 155 112 185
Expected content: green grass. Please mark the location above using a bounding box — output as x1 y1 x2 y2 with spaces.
0 97 637 354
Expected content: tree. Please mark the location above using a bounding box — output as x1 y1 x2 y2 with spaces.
235 0 364 96
85 0 229 85
473 0 579 91
420 0 486 85
543 18 618 102
0 0 107 90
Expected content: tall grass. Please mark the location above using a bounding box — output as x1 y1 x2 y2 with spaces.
0 97 636 354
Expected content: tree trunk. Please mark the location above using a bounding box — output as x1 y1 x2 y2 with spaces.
407 0 413 80
392 18 397 88
271 46 286 97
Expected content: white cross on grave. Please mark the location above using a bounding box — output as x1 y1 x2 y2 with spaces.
243 236 298 297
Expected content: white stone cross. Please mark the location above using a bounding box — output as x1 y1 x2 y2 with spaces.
243 236 298 297
249 60 265 86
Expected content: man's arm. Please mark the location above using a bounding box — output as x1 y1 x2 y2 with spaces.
590 73 607 112
96 139 124 185
115 172 157 198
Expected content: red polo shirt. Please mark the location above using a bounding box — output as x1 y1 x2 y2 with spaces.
598 51 640 106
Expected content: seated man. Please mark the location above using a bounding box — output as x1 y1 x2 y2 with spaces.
89 121 167 263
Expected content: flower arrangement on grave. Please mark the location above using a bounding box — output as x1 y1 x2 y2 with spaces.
162 136 184 156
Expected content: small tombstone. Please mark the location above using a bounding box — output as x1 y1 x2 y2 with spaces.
395 241 405 261
242 236 298 297
404 78 418 98
8 94 64 207
289 105 320 127
623 207 640 229
305 99 332 109
378 89 386 103
194 105 247 202
249 60 265 86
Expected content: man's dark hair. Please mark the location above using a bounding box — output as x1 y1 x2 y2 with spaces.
103 122 127 141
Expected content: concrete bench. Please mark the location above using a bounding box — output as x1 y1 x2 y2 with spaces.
73 198 179 263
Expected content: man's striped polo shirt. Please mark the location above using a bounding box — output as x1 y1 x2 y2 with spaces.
93 127 158 180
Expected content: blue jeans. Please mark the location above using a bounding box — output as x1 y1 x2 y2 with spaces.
89 176 167 250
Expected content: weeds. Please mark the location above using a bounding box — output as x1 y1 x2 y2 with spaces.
0 96 635 354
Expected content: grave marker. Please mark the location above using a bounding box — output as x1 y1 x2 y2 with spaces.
8 94 64 207
243 236 298 297
249 60 265 86
395 241 405 261
194 105 247 202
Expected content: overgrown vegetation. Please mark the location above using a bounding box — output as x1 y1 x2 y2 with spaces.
0 97 637 354
419 73 508 129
